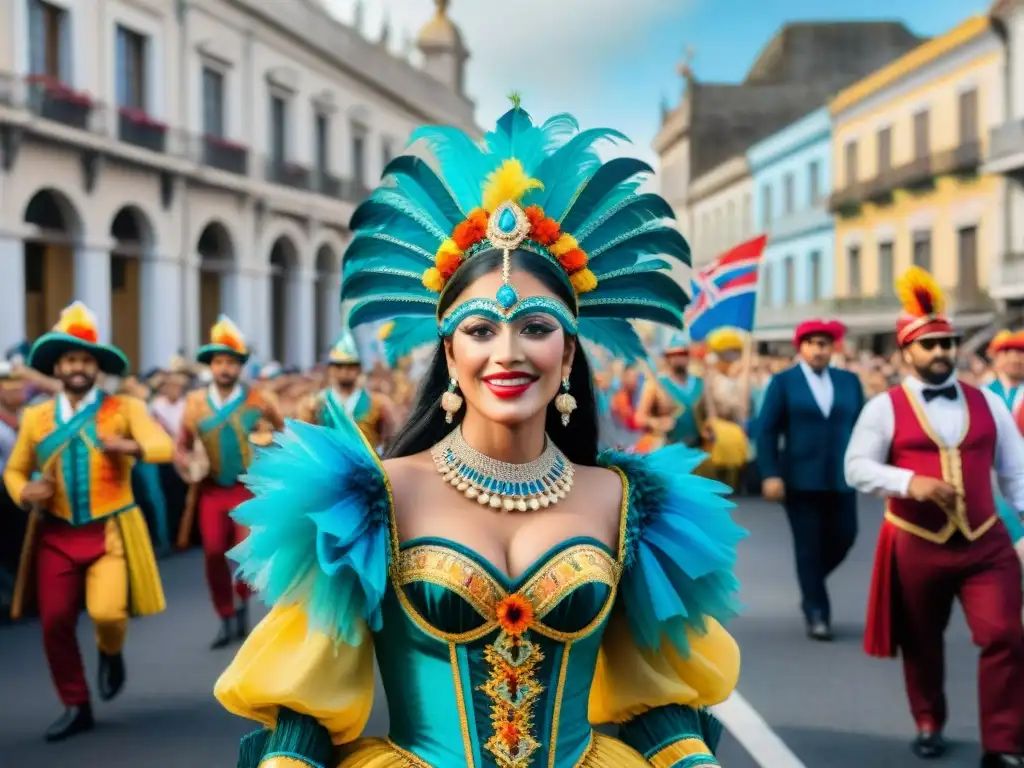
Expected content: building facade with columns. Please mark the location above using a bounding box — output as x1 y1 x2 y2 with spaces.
748 107 835 341
829 15 1001 352
985 0 1024 309
0 0 474 372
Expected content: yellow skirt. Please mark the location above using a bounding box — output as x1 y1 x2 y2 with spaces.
339 733 650 767
704 418 749 470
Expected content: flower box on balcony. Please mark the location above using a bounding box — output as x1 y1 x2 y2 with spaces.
202 134 249 175
118 107 168 153
25 74 93 129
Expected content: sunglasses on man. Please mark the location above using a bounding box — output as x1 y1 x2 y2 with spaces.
917 337 957 352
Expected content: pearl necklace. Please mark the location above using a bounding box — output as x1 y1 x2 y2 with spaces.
430 429 574 512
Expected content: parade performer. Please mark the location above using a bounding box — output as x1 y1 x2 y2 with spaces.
3 302 171 741
174 316 284 649
700 327 750 490
299 331 396 448
845 268 1024 766
215 100 744 768
986 330 1024 548
756 319 864 641
635 331 706 453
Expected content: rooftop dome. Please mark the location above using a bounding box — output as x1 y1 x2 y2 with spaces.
416 0 466 51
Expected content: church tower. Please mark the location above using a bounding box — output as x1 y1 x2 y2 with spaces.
416 0 468 95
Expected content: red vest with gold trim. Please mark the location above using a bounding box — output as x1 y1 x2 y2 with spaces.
886 383 998 544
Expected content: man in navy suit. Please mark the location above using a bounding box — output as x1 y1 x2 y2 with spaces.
757 319 865 640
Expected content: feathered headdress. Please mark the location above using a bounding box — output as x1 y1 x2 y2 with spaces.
196 314 250 364
894 267 955 347
342 100 691 362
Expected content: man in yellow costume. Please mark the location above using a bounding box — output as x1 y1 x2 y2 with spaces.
298 331 396 448
174 315 284 649
3 302 173 742
701 327 752 489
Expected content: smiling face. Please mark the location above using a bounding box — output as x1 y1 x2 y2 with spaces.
443 268 575 427
55 349 99 395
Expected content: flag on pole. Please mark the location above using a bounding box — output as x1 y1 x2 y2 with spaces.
684 234 768 342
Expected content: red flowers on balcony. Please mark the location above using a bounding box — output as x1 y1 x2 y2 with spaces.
118 106 167 132
25 74 93 107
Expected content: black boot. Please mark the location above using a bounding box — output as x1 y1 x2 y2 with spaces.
211 617 233 649
911 731 947 759
982 755 1024 767
806 614 833 642
235 602 249 641
98 651 126 701
44 703 94 742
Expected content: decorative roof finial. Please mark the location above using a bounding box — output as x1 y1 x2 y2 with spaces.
353 0 365 33
379 12 391 46
677 44 696 80
435 0 450 17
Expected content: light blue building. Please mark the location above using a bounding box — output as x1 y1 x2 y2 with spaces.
747 107 834 342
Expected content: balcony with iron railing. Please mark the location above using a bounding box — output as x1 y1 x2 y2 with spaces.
264 158 312 190
23 74 94 130
117 107 167 153
201 134 248 175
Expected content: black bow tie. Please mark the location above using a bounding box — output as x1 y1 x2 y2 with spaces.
922 385 957 403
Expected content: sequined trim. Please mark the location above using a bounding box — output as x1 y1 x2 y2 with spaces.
480 627 545 768
397 545 506 617
521 544 618 618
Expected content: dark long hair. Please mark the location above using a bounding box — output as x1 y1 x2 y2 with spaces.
385 250 600 465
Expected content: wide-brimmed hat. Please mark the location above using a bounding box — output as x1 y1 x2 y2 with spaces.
27 301 129 376
196 314 250 365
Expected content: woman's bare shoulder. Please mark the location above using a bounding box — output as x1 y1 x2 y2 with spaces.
572 464 625 516
382 452 435 503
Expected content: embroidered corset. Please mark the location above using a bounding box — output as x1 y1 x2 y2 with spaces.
380 536 618 767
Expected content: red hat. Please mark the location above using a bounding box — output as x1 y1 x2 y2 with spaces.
794 319 845 347
990 329 1024 354
894 267 956 347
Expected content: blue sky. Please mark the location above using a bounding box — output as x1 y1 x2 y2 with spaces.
326 0 990 164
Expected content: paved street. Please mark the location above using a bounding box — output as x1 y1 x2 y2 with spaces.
0 495 992 767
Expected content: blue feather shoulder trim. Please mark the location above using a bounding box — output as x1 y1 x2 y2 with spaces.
599 445 746 655
229 417 392 645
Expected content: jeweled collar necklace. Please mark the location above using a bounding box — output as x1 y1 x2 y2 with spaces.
430 428 574 512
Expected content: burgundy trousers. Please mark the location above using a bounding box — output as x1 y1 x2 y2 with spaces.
894 525 1024 753
197 482 253 618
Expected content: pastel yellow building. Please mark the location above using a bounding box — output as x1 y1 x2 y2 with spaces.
829 16 1003 349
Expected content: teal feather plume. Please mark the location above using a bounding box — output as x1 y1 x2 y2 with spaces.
559 157 653 232
525 127 630 218
343 231 435 273
347 297 435 328
381 155 467 226
229 418 391 645
351 190 450 241
578 318 648 362
406 126 494 212
341 271 435 302
381 317 439 365
577 194 676 252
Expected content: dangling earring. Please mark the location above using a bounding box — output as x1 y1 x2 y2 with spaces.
555 376 577 427
441 376 463 424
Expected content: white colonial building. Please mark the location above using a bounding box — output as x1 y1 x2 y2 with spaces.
0 0 475 371
687 155 754 269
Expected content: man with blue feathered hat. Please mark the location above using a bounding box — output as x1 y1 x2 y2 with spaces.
3 301 174 741
173 315 284 650
299 330 396 449
634 330 707 453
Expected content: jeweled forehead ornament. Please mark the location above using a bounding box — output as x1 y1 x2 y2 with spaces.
487 201 531 311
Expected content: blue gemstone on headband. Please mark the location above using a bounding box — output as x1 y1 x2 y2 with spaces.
496 283 519 310
497 207 517 233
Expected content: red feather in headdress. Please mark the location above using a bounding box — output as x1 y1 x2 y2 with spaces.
896 267 944 318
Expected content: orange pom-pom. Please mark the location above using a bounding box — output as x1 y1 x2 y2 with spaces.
451 221 478 251
436 249 463 279
532 217 561 246
558 248 588 273
524 205 545 229
422 268 444 292
466 208 489 232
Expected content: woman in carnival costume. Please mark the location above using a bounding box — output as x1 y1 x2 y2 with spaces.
215 99 746 768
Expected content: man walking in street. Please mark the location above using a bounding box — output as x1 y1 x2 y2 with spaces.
3 302 172 741
174 316 283 649
757 319 864 641
845 267 1024 767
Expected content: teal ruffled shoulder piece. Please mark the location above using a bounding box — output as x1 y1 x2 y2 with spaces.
599 445 746 655
229 416 391 645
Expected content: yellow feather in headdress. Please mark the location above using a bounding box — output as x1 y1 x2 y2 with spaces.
895 266 945 318
481 159 544 212
991 330 1013 351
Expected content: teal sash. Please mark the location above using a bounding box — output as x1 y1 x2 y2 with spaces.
659 375 704 445
198 389 258 487
320 388 370 429
36 394 105 525
987 379 1020 412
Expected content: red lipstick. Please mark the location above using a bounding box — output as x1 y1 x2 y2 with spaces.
481 372 538 400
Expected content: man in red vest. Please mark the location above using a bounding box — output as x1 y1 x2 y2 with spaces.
845 267 1024 768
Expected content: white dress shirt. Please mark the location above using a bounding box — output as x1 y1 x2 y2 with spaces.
844 375 1024 510
208 383 242 409
798 360 834 418
57 388 99 422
